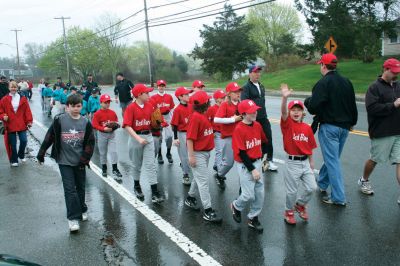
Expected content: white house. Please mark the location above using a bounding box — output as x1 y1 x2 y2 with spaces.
382 18 400 56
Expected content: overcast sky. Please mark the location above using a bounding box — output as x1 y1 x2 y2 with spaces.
0 0 311 60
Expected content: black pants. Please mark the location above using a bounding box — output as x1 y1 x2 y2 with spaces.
27 90 32 100
257 118 273 161
59 164 87 220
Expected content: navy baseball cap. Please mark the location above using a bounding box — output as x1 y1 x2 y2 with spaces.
248 65 262 73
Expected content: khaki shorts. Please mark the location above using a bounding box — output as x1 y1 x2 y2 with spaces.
370 135 400 164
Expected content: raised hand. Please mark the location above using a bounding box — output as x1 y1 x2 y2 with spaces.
281 83 292 98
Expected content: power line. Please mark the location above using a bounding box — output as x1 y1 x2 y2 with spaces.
148 0 191 10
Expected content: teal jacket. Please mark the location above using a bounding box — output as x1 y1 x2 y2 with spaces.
52 89 62 101
87 95 100 113
81 100 88 116
42 87 53 97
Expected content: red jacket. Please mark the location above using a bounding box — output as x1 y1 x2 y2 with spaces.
0 95 33 132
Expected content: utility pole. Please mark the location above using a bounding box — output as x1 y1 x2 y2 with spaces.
54 17 71 82
10 29 21 79
143 0 154 86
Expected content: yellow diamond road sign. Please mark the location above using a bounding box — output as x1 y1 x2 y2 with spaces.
325 36 337 54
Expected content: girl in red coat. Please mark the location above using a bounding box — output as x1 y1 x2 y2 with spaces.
0 81 33 166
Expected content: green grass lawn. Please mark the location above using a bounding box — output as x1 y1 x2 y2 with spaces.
173 59 384 93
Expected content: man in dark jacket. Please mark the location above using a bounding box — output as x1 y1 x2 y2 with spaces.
114 72 134 116
304 54 358 206
83 74 98 94
0 76 9 100
357 58 400 202
241 65 278 171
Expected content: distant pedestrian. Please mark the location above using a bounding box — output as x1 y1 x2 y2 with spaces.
51 84 64 119
171 87 193 185
280 84 317 225
37 94 95 232
83 74 98 95
42 82 53 113
27 80 33 100
87 88 101 119
0 76 9 100
213 82 243 189
0 81 33 166
230 99 268 232
114 72 134 117
184 90 222 223
123 84 164 203
357 58 400 203
241 65 278 171
38 79 46 110
92 94 123 182
150 79 174 164
304 54 358 206
18 79 29 98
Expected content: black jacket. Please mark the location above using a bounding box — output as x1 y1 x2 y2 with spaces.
241 79 267 120
83 80 98 92
37 114 95 165
365 78 400 139
114 79 134 103
304 71 358 130
0 82 9 100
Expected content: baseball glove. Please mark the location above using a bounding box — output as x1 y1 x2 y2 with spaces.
151 108 163 129
106 121 120 131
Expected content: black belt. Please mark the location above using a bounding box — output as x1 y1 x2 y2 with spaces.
288 155 308 161
136 130 151 135
162 110 170 115
178 130 186 133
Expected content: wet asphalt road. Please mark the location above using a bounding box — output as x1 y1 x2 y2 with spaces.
1 88 400 266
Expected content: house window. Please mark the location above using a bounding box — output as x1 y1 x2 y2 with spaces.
390 33 398 43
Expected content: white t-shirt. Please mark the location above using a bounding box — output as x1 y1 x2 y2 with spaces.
253 82 261 96
10 93 20 112
18 81 29 91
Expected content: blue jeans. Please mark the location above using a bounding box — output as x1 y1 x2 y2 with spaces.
8 131 27 163
317 124 349 203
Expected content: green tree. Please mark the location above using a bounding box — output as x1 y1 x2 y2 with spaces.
191 4 260 80
247 2 302 58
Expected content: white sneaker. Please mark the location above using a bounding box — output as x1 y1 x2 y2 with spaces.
358 177 374 195
11 163 19 167
268 161 278 171
21 158 27 162
82 212 88 222
68 220 80 232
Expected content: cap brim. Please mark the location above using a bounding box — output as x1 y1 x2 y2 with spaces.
145 87 154 93
391 67 400 74
244 106 261 114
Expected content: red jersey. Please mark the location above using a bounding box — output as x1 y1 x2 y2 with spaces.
232 121 267 162
150 93 175 114
215 101 239 138
186 111 214 151
206 104 221 132
280 117 317 155
92 108 118 132
171 103 191 132
122 101 153 131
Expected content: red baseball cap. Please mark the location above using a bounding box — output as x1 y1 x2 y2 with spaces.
100 94 112 103
192 80 205 88
175 86 193 97
288 100 305 110
226 82 242 93
248 65 262 73
131 83 153 98
317 54 338 65
157 79 167 86
383 58 400 74
213 89 226 99
238 99 261 114
191 91 211 105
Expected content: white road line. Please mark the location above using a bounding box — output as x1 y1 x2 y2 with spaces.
33 119 221 266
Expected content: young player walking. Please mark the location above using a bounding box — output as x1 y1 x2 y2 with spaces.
281 84 317 225
123 84 164 203
230 99 268 232
170 87 193 185
184 91 222 223
214 82 243 189
92 94 123 182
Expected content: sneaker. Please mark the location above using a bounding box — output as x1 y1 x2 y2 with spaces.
112 169 123 182
182 174 191 186
11 163 19 167
21 158 27 163
102 170 107 177
230 203 241 223
322 198 347 206
82 212 88 222
166 153 173 164
202 209 222 223
213 165 218 172
68 220 80 232
248 216 263 232
185 196 200 211
134 185 144 201
294 203 308 221
358 177 374 195
158 155 164 164
284 210 296 225
268 161 278 171
151 191 164 204
214 174 226 189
